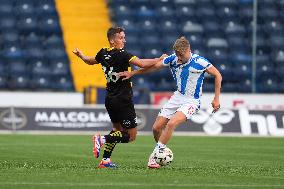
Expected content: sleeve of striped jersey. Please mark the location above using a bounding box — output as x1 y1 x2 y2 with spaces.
162 54 175 66
197 57 212 70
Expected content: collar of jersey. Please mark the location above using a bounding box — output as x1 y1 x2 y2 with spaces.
103 47 115 51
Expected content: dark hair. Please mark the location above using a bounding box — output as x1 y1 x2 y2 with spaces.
107 27 125 41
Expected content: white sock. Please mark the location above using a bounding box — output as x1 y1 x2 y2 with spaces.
154 141 166 152
101 136 106 144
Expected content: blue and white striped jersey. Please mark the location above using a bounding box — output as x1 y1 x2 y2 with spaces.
162 53 212 99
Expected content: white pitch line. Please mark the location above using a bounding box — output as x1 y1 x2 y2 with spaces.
0 182 284 188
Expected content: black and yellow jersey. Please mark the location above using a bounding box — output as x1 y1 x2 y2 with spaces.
95 47 136 97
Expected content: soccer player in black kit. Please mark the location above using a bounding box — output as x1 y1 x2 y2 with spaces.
73 27 162 168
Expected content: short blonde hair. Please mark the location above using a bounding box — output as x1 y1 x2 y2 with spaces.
173 36 190 53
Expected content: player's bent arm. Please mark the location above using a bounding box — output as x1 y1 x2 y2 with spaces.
206 66 222 112
72 48 98 65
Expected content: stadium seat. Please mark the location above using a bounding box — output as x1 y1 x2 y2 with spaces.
272 50 284 65
14 1 35 17
30 60 51 76
156 5 175 20
51 76 74 91
0 17 16 31
257 77 279 93
9 61 27 76
30 75 51 90
9 75 30 90
38 16 61 36
50 61 70 76
0 76 7 89
0 2 13 17
0 63 8 77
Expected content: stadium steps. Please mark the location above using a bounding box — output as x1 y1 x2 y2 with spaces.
55 0 111 92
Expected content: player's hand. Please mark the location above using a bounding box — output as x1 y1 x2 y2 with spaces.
159 54 168 60
72 48 83 58
211 98 220 113
117 71 133 81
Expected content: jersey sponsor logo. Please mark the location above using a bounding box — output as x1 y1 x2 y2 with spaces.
102 66 119 83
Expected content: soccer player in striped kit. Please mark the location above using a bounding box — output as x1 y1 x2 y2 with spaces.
118 36 222 168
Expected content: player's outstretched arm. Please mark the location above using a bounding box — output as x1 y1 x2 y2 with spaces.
72 48 98 65
118 60 165 81
206 66 222 113
130 54 167 68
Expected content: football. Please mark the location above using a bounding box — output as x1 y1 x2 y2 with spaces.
154 147 174 166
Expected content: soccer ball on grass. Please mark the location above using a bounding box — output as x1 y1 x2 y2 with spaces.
154 147 174 166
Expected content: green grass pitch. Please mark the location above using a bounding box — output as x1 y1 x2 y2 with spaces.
0 134 284 189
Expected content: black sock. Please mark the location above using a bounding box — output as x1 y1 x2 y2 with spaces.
102 131 130 159
104 131 130 143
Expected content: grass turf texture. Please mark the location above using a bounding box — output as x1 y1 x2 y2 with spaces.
0 135 284 189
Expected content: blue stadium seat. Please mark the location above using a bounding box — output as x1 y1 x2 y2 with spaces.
9 75 30 90
270 35 284 49
36 1 57 17
3 45 24 61
30 75 51 90
138 20 157 35
0 17 16 31
0 76 8 89
14 1 35 17
51 76 74 91
186 34 204 49
17 16 38 35
111 5 134 21
50 61 70 76
272 50 284 66
38 16 61 36
202 21 223 38
175 6 197 23
0 63 8 77
257 77 279 93
238 79 252 93
0 2 13 17
1 32 19 46
182 21 204 36
31 60 51 76
23 33 42 48
159 20 179 34
44 35 65 49
156 5 175 20
196 6 217 22
217 5 238 22
136 5 156 21
207 48 228 63
206 38 228 49
9 61 27 76
225 23 246 38
26 47 45 61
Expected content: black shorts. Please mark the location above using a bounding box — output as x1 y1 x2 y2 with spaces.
105 95 137 129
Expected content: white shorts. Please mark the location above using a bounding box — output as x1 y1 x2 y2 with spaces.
158 91 200 120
